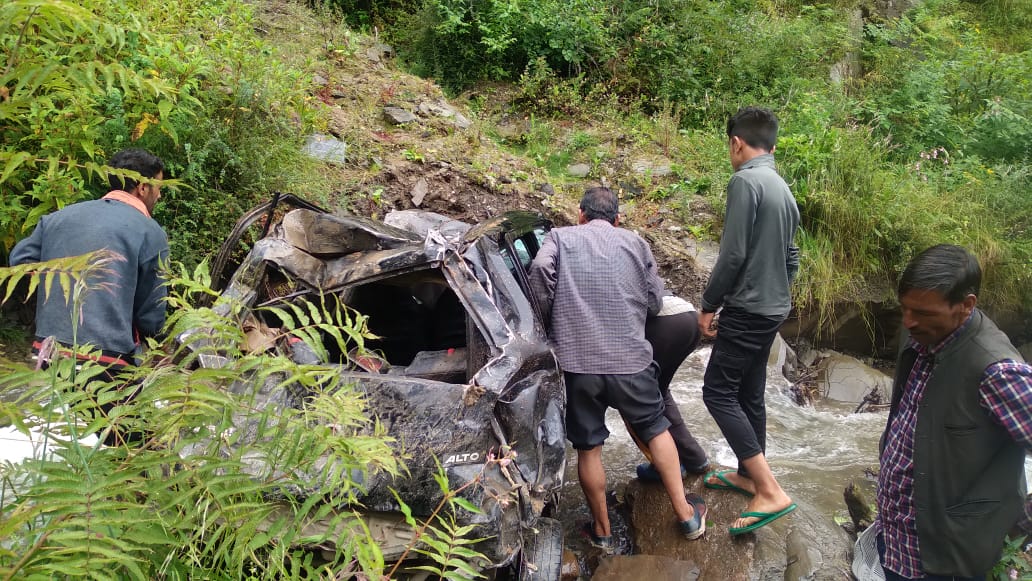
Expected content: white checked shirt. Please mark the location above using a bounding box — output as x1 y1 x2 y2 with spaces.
529 219 664 375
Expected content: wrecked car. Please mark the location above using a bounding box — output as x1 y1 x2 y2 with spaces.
185 194 566 579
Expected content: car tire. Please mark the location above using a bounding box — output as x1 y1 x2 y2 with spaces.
517 517 563 581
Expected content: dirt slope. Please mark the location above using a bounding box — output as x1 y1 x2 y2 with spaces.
257 0 711 300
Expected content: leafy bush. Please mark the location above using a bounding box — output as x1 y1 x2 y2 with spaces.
0 258 395 578
989 535 1032 581
0 1 183 252
857 0 1032 163
617 0 851 126
1 0 326 266
397 0 617 91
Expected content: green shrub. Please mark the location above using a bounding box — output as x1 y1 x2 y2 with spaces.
1 0 327 267
397 0 617 91
858 0 1032 163
0 0 183 252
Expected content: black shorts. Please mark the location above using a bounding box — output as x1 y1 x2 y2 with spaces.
564 362 670 450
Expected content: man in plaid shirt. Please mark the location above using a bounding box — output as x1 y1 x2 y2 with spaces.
876 244 1032 580
530 186 707 548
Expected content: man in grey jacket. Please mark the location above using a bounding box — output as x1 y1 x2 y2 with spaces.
10 148 168 444
698 107 800 535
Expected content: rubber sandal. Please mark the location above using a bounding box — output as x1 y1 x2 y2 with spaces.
704 469 754 497
729 503 797 536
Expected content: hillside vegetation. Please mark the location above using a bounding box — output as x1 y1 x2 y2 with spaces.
3 0 1030 330
374 0 1032 316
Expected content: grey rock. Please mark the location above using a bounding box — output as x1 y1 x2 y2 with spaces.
417 100 472 130
784 529 820 581
301 133 347 165
796 340 820 368
567 163 591 178
365 42 394 63
410 178 429 207
768 333 790 376
536 182 555 196
384 106 418 125
632 161 673 177
682 238 720 273
619 181 644 197
625 478 756 579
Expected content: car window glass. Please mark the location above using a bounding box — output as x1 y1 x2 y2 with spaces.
533 227 547 249
513 238 532 270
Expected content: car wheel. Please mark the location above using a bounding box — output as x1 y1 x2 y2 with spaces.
517 517 563 581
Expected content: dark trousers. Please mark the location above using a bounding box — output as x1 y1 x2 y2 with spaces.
644 310 708 470
877 533 985 581
702 307 783 475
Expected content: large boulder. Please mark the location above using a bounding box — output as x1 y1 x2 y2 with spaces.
817 351 892 405
623 477 854 580
781 301 900 359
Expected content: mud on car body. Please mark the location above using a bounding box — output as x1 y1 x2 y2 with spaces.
182 195 565 579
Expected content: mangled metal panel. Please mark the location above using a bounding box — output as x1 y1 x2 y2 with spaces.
281 209 421 256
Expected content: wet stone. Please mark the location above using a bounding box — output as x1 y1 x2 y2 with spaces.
593 554 700 581
625 477 758 579
784 529 819 581
817 351 891 404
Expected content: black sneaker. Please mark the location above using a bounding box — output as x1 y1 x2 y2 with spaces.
581 521 614 552
679 494 707 540
684 461 711 475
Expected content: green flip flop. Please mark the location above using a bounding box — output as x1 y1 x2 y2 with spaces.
729 503 798 536
703 469 754 497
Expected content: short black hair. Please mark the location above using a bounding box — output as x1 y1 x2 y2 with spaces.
579 187 619 224
726 107 779 152
107 148 164 192
898 244 981 304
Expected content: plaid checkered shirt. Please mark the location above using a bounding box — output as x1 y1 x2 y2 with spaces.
877 314 1032 578
528 219 664 375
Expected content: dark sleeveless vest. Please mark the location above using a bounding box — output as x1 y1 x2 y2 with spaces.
883 309 1026 576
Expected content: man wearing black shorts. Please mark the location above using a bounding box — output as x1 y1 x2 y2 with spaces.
530 187 706 548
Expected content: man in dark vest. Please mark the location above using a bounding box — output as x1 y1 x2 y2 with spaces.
877 244 1032 580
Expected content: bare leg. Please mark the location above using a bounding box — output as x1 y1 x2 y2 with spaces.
646 430 693 523
731 453 793 529
577 446 610 537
